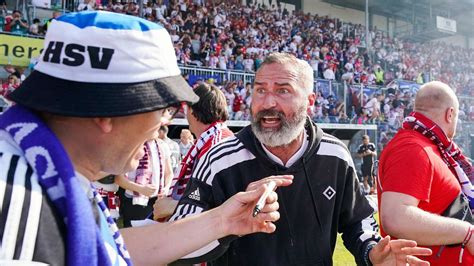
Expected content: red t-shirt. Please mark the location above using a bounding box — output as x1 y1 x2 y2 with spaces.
377 129 473 265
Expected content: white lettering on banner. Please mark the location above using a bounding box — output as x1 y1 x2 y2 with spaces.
6 123 38 145
25 146 58 179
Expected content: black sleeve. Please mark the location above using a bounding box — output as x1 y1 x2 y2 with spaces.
339 165 380 265
369 143 376 152
168 160 232 264
357 144 364 154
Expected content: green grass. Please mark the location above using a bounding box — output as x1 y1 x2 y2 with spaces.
333 233 357 265
333 211 380 265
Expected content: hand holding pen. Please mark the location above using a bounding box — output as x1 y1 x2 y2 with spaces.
253 181 277 217
246 175 294 218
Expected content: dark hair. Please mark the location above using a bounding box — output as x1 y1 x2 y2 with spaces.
159 125 169 134
362 135 369 140
191 84 228 124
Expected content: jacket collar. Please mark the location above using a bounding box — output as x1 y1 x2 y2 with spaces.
237 117 323 170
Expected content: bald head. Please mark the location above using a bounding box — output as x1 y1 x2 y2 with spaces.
414 81 459 117
414 81 459 139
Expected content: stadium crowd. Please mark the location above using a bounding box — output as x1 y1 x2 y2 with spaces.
1 0 473 155
2 1 473 93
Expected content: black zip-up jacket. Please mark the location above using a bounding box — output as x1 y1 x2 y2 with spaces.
170 119 379 265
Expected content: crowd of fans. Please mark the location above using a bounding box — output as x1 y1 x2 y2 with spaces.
0 0 473 155
126 0 472 96
2 1 472 95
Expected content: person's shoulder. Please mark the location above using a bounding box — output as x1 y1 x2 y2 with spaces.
0 130 24 156
318 133 354 167
202 134 241 158
389 129 433 148
382 130 433 158
0 130 46 241
166 138 179 148
193 134 254 184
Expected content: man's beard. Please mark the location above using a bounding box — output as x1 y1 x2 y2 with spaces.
251 104 307 147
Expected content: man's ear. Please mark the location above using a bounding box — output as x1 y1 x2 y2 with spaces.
93 117 113 133
445 107 455 123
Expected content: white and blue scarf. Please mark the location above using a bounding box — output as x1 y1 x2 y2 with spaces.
0 105 132 266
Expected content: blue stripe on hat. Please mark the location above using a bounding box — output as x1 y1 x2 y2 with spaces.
56 11 162 31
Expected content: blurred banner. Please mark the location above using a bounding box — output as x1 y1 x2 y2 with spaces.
316 79 332 98
0 34 44 67
32 0 52 8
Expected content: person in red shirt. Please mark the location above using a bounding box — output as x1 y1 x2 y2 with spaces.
378 81 474 265
232 90 244 113
1 74 19 99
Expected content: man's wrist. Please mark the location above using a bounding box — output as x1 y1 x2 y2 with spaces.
208 206 228 239
365 242 377 266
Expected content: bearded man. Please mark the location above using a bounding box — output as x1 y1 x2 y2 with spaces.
169 53 431 266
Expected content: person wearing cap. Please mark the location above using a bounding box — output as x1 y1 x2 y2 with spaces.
0 11 287 266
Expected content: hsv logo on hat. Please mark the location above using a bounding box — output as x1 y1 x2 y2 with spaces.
10 11 199 117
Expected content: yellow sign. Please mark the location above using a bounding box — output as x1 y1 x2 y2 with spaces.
0 34 44 67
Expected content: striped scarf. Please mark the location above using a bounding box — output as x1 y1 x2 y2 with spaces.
403 111 474 212
126 140 164 206
169 122 227 200
0 105 132 266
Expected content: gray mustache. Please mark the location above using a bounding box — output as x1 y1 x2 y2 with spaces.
254 109 285 122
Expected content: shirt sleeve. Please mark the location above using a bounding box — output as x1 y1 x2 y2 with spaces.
369 143 376 152
168 153 231 263
357 144 364 154
158 139 171 159
380 144 432 202
339 157 380 266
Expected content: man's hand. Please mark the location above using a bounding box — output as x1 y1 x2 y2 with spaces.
216 180 291 237
245 175 294 192
369 236 432 266
138 184 157 197
153 197 178 220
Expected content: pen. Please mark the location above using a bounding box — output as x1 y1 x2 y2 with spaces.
252 181 277 217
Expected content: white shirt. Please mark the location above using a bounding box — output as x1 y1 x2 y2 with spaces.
323 68 335 80
364 97 379 116
261 130 309 168
243 59 254 71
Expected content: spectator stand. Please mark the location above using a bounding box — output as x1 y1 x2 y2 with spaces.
168 117 378 152
171 65 378 150
180 64 255 86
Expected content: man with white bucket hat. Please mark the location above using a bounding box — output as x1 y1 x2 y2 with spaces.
0 11 286 265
